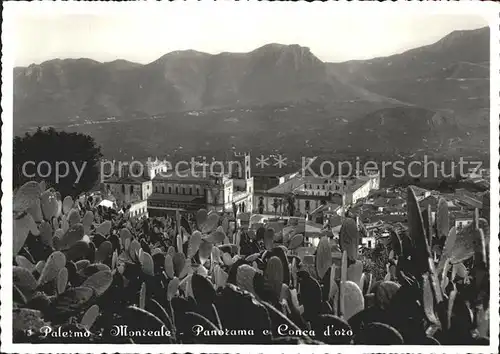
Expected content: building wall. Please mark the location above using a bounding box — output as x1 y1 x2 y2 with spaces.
129 200 148 219
144 160 169 180
351 180 371 205
246 177 254 213
302 180 343 196
142 181 153 200
232 178 246 192
104 181 151 205
224 179 234 210
253 194 331 216
455 218 473 230
244 153 252 180
361 236 376 249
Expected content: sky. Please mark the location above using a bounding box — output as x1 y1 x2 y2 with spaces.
12 3 489 67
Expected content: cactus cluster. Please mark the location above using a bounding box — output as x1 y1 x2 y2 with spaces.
11 182 490 345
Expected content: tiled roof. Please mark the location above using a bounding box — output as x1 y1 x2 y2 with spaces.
232 191 248 202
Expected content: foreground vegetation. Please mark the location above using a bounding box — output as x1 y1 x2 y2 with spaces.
12 181 490 344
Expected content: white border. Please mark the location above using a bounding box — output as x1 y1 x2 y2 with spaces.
1 1 499 353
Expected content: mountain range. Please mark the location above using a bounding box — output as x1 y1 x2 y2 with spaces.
13 26 490 159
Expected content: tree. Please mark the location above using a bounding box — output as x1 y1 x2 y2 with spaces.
285 193 296 216
14 127 103 198
258 197 264 214
232 202 238 219
272 198 279 216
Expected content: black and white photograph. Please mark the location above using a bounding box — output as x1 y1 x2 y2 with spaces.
1 1 498 353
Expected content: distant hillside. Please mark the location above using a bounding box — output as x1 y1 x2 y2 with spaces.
328 27 489 83
14 44 389 126
337 106 462 153
328 27 490 130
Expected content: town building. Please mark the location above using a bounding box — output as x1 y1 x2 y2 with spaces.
253 172 380 216
454 216 473 230
128 200 148 219
102 174 152 207
102 153 381 222
101 158 163 207
147 153 254 216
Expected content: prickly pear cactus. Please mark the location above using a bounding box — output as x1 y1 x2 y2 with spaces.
264 256 284 301
342 280 364 320
339 218 360 263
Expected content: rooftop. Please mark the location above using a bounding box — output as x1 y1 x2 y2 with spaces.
232 191 248 202
453 194 482 209
267 176 307 194
153 168 219 183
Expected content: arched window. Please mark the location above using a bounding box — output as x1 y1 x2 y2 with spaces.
130 185 133 194
122 184 125 193
168 186 172 194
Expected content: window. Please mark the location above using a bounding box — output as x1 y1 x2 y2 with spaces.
322 185 325 190
122 185 125 193
162 186 165 194
130 185 133 194
317 186 319 190
168 186 172 194
182 187 186 195
189 187 192 195
176 187 179 194
368 240 372 248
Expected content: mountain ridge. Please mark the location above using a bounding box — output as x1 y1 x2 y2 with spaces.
13 26 490 159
